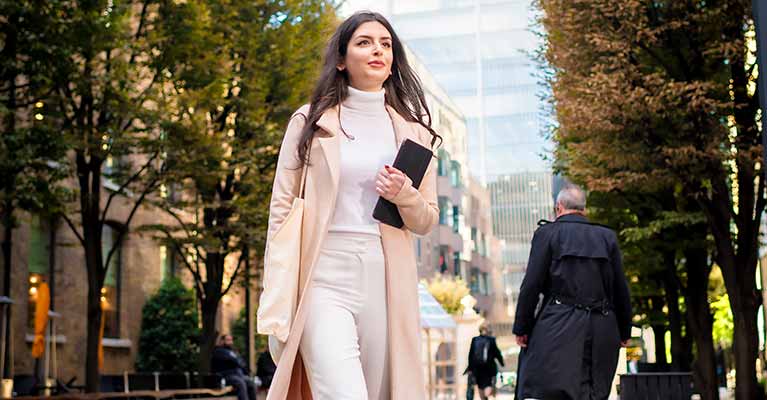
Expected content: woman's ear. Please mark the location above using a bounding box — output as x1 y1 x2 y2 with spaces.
337 63 346 71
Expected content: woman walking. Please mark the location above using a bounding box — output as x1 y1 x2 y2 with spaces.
259 11 441 400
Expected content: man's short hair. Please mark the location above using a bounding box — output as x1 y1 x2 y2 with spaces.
556 184 586 211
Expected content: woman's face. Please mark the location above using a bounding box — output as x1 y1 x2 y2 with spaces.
339 21 394 92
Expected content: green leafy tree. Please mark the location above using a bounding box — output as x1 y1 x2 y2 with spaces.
145 0 338 372
231 307 268 357
135 278 200 373
0 0 69 379
535 1 761 397
37 1 215 390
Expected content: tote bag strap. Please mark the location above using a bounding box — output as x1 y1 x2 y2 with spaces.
298 139 312 199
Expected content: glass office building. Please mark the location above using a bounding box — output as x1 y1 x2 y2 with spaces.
386 0 549 184
384 1 556 349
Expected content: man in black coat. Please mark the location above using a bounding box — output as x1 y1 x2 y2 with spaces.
513 185 632 400
211 334 256 400
465 326 505 400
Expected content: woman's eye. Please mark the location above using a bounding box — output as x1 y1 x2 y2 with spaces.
382 42 392 48
358 40 369 45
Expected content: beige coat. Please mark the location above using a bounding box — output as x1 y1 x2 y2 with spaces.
264 104 439 400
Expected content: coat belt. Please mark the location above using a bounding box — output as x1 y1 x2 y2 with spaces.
551 294 612 316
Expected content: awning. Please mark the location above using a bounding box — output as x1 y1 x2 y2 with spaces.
419 283 457 329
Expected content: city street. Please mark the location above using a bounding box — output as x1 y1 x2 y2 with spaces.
0 0 763 398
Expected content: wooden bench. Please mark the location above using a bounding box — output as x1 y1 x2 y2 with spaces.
5 372 235 400
6 387 235 400
619 373 694 400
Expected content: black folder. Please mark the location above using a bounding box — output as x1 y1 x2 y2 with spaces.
373 138 433 228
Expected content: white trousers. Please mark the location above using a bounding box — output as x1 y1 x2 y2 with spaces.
300 232 390 400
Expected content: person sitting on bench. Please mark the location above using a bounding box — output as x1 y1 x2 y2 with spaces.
211 334 256 400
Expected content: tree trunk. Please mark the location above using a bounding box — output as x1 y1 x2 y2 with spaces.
85 274 103 393
244 246 252 371
198 254 225 374
684 247 718 400
1 207 13 380
1 11 18 381
199 294 219 374
1 209 11 298
83 222 104 392
732 287 762 400
651 322 667 365
78 157 105 393
663 252 689 371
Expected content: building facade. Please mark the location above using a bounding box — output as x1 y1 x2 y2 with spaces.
406 46 499 314
1 204 249 387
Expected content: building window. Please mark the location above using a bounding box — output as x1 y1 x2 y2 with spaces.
437 149 450 176
471 227 478 252
416 239 422 258
434 342 456 387
438 197 453 226
470 267 480 294
452 206 460 234
450 160 462 188
101 224 122 339
438 197 448 225
438 246 449 274
159 245 179 281
28 215 53 330
453 251 461 276
481 272 490 296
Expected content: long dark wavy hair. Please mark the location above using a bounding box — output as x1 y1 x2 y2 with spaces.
296 11 442 166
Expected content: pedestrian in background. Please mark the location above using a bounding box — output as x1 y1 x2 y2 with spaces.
465 325 504 400
513 185 632 400
256 350 276 392
259 10 441 400
211 334 257 400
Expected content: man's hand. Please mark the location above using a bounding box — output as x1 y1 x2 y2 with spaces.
516 335 528 348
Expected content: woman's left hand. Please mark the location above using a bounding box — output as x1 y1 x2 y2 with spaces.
376 165 407 201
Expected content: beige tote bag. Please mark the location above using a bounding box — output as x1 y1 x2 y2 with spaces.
257 147 310 352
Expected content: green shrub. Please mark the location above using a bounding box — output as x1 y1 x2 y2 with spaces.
135 277 200 372
232 307 268 356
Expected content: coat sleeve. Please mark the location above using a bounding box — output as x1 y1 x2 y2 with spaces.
265 106 309 244
465 337 476 371
492 338 505 367
389 132 439 236
512 226 552 336
610 234 632 341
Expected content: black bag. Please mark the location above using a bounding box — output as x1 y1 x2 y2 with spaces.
470 336 491 366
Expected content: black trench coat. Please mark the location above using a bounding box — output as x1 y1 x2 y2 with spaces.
512 213 632 400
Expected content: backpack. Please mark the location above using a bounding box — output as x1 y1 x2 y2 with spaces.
470 336 492 366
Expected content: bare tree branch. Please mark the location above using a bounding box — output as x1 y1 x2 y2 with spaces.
101 151 159 223
221 249 247 297
104 176 159 272
60 212 85 246
128 2 151 65
159 228 206 298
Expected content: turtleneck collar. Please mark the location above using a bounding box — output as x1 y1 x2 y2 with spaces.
341 86 387 116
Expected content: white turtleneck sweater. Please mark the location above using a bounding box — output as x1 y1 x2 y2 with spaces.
328 86 398 236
